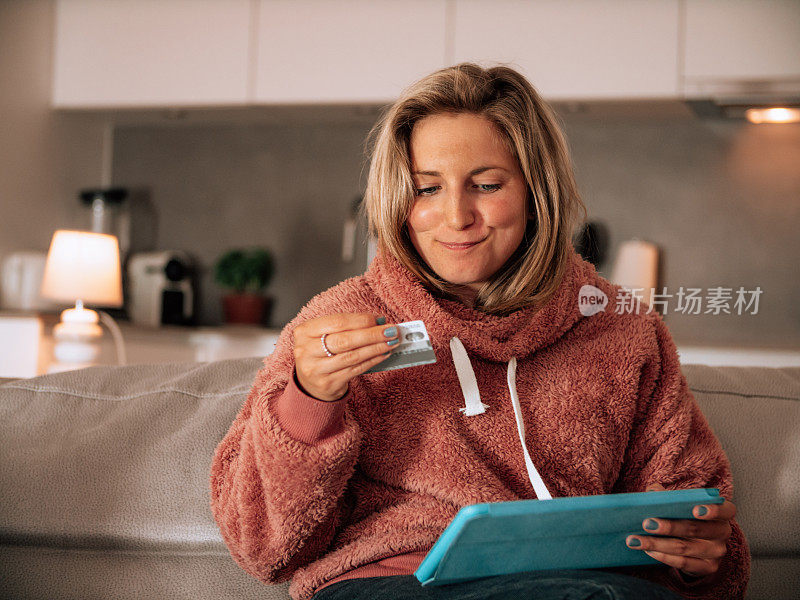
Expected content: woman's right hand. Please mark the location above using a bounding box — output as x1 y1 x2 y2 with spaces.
293 313 399 401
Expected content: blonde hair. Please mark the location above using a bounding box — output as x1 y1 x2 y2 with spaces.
364 62 587 315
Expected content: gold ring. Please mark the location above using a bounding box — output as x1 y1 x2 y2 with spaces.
320 333 335 357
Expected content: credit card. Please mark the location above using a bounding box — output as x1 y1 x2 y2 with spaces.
365 320 437 373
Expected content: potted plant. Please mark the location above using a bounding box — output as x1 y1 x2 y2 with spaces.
214 247 274 325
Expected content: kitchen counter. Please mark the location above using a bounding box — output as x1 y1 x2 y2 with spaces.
1 311 281 377
2 311 798 378
675 344 800 368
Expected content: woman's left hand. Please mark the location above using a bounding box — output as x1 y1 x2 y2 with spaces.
625 483 735 579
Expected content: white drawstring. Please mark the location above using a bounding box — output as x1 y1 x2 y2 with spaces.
450 337 489 416
450 337 553 500
506 357 552 500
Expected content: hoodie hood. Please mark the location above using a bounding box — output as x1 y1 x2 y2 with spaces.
364 246 596 362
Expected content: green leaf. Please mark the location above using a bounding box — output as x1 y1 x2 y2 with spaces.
214 247 274 293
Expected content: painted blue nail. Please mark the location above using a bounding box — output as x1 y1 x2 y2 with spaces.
644 519 659 531
696 505 708 516
383 327 397 337
376 316 387 325
627 538 642 548
387 339 400 346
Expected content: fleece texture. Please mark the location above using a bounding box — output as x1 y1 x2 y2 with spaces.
209 247 750 600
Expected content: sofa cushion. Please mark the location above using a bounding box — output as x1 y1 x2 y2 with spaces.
0 359 263 550
682 364 800 558
0 358 289 600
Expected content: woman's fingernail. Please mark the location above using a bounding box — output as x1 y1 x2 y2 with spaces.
376 316 387 325
387 339 400 346
644 519 659 531
383 327 397 338
627 538 642 548
696 505 708 516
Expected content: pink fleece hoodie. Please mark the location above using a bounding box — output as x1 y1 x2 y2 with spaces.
210 247 750 600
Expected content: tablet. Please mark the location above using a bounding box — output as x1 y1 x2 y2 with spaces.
415 488 723 586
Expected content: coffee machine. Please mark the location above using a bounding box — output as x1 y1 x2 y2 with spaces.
127 251 195 327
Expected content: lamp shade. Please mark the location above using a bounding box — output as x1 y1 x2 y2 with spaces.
40 230 123 307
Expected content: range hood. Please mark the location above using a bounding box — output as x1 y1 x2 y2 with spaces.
684 78 800 120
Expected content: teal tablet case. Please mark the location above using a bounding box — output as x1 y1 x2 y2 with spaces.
415 488 722 586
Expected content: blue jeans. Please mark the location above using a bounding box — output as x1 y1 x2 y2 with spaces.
311 570 684 600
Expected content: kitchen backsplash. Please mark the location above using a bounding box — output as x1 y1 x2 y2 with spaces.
110 110 800 347
113 115 377 331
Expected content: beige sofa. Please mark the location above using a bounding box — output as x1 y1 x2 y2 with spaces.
1 358 798 599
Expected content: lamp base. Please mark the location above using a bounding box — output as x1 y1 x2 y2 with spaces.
48 305 103 373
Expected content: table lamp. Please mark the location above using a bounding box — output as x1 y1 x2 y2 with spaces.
40 230 127 372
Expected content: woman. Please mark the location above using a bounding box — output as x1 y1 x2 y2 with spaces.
210 63 749 600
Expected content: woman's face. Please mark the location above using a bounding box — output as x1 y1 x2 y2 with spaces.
407 112 529 302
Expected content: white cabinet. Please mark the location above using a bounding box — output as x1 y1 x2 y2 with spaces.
682 0 800 96
52 0 252 107
452 0 681 100
53 0 447 107
253 0 447 103
50 0 799 108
